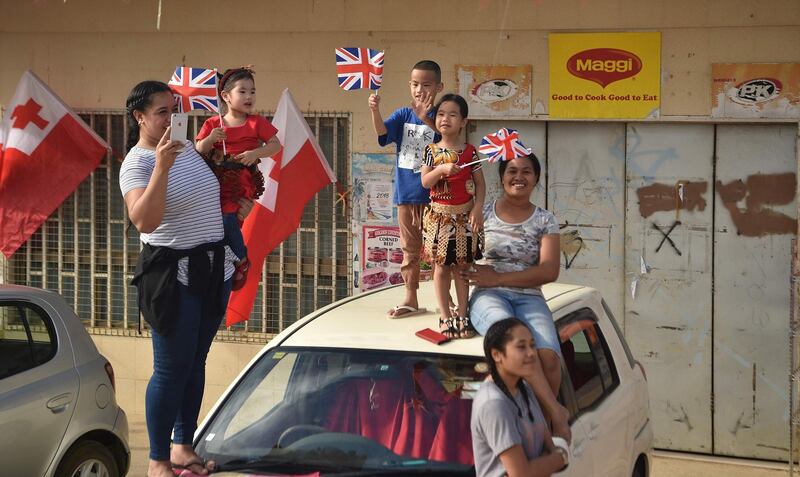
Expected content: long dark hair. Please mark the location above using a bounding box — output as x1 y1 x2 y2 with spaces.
218 67 256 114
125 80 172 153
483 317 535 422
498 152 541 182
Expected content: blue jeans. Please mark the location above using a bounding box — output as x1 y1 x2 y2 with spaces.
223 213 247 261
145 279 232 460
469 288 562 355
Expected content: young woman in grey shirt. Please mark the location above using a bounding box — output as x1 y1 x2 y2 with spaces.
471 318 568 477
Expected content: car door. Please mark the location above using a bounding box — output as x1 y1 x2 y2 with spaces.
0 300 80 477
557 306 631 477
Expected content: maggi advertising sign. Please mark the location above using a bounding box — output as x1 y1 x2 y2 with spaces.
550 33 661 118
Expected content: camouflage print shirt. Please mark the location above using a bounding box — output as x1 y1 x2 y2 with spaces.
476 200 560 295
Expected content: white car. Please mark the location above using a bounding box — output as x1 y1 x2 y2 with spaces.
195 283 652 476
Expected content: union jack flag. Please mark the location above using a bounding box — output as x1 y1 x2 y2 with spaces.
478 128 531 163
335 47 384 91
168 67 219 113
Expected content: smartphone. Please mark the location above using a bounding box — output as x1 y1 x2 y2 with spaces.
170 113 188 142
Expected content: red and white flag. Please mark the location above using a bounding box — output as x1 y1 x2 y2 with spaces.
226 89 336 326
0 71 108 258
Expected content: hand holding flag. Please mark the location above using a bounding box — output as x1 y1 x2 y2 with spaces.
463 127 531 168
335 47 384 91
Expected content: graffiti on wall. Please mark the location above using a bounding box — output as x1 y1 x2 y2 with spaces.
636 173 796 237
716 173 797 237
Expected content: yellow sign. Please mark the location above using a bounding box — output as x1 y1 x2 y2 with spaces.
549 32 661 118
712 63 800 118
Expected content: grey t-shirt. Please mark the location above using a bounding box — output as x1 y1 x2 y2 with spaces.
471 379 547 477
477 200 560 296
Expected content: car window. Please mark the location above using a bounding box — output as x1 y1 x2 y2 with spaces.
601 299 635 368
197 347 484 475
558 308 619 414
0 302 57 379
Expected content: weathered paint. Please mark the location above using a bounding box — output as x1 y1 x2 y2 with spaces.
713 124 797 460
637 181 709 218
624 123 715 453
716 172 797 237
547 122 626 324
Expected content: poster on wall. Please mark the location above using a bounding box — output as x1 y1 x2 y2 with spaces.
549 32 661 119
351 152 397 294
456 65 532 117
361 226 405 293
711 63 800 118
351 153 396 224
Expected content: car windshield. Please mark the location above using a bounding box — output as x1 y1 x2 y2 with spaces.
197 347 486 475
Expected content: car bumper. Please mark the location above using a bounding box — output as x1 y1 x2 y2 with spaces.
114 407 131 475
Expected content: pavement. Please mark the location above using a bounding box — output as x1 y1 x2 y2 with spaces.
126 412 792 476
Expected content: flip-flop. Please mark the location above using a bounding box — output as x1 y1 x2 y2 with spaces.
387 305 427 319
171 458 213 475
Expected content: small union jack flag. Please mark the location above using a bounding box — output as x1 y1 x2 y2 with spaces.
478 128 531 163
335 47 384 91
168 67 219 113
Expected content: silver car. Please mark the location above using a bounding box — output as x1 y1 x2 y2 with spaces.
0 284 130 477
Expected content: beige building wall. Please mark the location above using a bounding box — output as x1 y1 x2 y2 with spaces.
2 0 799 155
3 0 800 465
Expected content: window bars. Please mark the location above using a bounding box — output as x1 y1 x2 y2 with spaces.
5 111 351 342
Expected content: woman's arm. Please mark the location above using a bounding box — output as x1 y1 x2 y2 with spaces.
498 444 564 477
124 129 181 233
464 233 560 289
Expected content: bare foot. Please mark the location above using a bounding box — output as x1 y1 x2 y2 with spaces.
148 459 175 477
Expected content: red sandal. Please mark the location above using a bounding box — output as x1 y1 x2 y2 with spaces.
232 258 250 291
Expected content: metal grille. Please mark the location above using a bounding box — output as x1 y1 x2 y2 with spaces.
4 111 351 342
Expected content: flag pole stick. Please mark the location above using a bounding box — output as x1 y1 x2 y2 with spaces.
461 156 492 168
215 69 227 157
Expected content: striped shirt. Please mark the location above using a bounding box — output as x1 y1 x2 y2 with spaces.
120 141 235 284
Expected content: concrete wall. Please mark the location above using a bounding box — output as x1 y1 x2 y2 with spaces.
91 334 264 459
3 0 800 461
2 0 799 155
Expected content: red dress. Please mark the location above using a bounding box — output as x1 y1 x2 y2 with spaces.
197 115 278 213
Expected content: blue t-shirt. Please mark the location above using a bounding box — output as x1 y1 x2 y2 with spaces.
378 107 439 205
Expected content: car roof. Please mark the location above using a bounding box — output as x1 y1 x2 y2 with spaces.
279 282 591 357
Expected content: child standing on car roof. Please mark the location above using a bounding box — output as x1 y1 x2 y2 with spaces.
369 60 443 320
420 93 485 340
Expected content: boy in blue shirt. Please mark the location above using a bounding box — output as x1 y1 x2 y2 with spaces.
369 60 443 318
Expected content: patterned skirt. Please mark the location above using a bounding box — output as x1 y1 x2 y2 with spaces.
422 201 483 266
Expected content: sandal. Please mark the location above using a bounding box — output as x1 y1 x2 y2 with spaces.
439 317 460 339
232 258 250 291
457 316 477 339
171 457 214 475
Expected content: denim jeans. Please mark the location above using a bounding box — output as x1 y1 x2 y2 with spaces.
223 212 247 261
145 279 232 460
469 287 561 355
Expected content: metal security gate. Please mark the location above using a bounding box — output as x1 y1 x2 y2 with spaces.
470 120 797 460
4 110 352 341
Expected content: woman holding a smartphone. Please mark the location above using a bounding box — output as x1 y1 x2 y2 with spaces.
120 80 249 477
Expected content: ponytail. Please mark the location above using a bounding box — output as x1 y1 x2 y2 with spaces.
124 80 172 154
484 317 535 422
